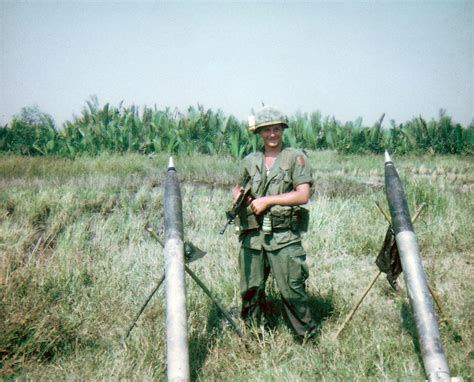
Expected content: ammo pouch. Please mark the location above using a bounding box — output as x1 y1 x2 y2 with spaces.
294 206 310 233
236 206 259 233
269 205 310 233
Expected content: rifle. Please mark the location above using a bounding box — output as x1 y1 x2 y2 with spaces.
220 174 251 234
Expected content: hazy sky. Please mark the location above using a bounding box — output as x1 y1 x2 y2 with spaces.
1 1 473 127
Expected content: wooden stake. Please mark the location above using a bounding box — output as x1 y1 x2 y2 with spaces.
335 271 381 339
428 284 446 323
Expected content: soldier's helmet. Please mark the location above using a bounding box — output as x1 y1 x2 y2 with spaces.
248 106 289 133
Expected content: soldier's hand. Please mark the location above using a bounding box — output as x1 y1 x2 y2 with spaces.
232 185 243 202
250 197 270 215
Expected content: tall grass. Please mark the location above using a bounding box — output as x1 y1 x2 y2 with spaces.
1 100 472 158
1 151 472 380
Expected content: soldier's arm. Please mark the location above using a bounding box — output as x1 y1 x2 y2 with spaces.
249 183 310 215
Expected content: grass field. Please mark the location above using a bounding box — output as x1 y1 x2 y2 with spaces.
0 151 472 381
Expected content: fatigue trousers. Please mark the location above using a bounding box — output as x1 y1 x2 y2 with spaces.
239 242 316 337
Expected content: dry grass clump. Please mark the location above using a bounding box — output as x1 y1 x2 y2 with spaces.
1 265 91 374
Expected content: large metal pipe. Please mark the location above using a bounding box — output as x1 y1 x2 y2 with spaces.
384 151 451 382
164 157 190 381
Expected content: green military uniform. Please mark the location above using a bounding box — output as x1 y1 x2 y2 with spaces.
236 146 316 337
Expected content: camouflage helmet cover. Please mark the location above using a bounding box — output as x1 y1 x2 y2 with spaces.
248 106 289 133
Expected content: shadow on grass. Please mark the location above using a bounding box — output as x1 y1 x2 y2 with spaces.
261 291 335 341
401 301 423 365
188 290 336 378
189 331 213 382
309 293 336 326
189 301 239 381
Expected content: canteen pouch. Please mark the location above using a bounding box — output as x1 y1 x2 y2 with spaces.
269 205 293 230
269 206 310 233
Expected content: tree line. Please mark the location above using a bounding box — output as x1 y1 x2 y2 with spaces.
1 97 472 158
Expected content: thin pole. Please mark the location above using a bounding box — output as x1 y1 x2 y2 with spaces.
335 271 381 339
124 275 165 340
427 284 446 323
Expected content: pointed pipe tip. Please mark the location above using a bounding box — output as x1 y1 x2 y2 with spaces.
167 156 176 171
384 150 392 164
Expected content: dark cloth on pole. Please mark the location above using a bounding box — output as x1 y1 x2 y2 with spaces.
375 227 402 289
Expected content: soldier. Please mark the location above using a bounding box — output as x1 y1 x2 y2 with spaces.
233 106 316 339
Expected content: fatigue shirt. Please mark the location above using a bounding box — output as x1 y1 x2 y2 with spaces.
238 147 313 251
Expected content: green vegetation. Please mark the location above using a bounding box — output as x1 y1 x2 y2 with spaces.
1 151 472 380
1 99 473 158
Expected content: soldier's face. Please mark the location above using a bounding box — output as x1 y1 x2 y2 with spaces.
259 124 283 149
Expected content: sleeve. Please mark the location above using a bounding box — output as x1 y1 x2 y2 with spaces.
291 151 313 188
